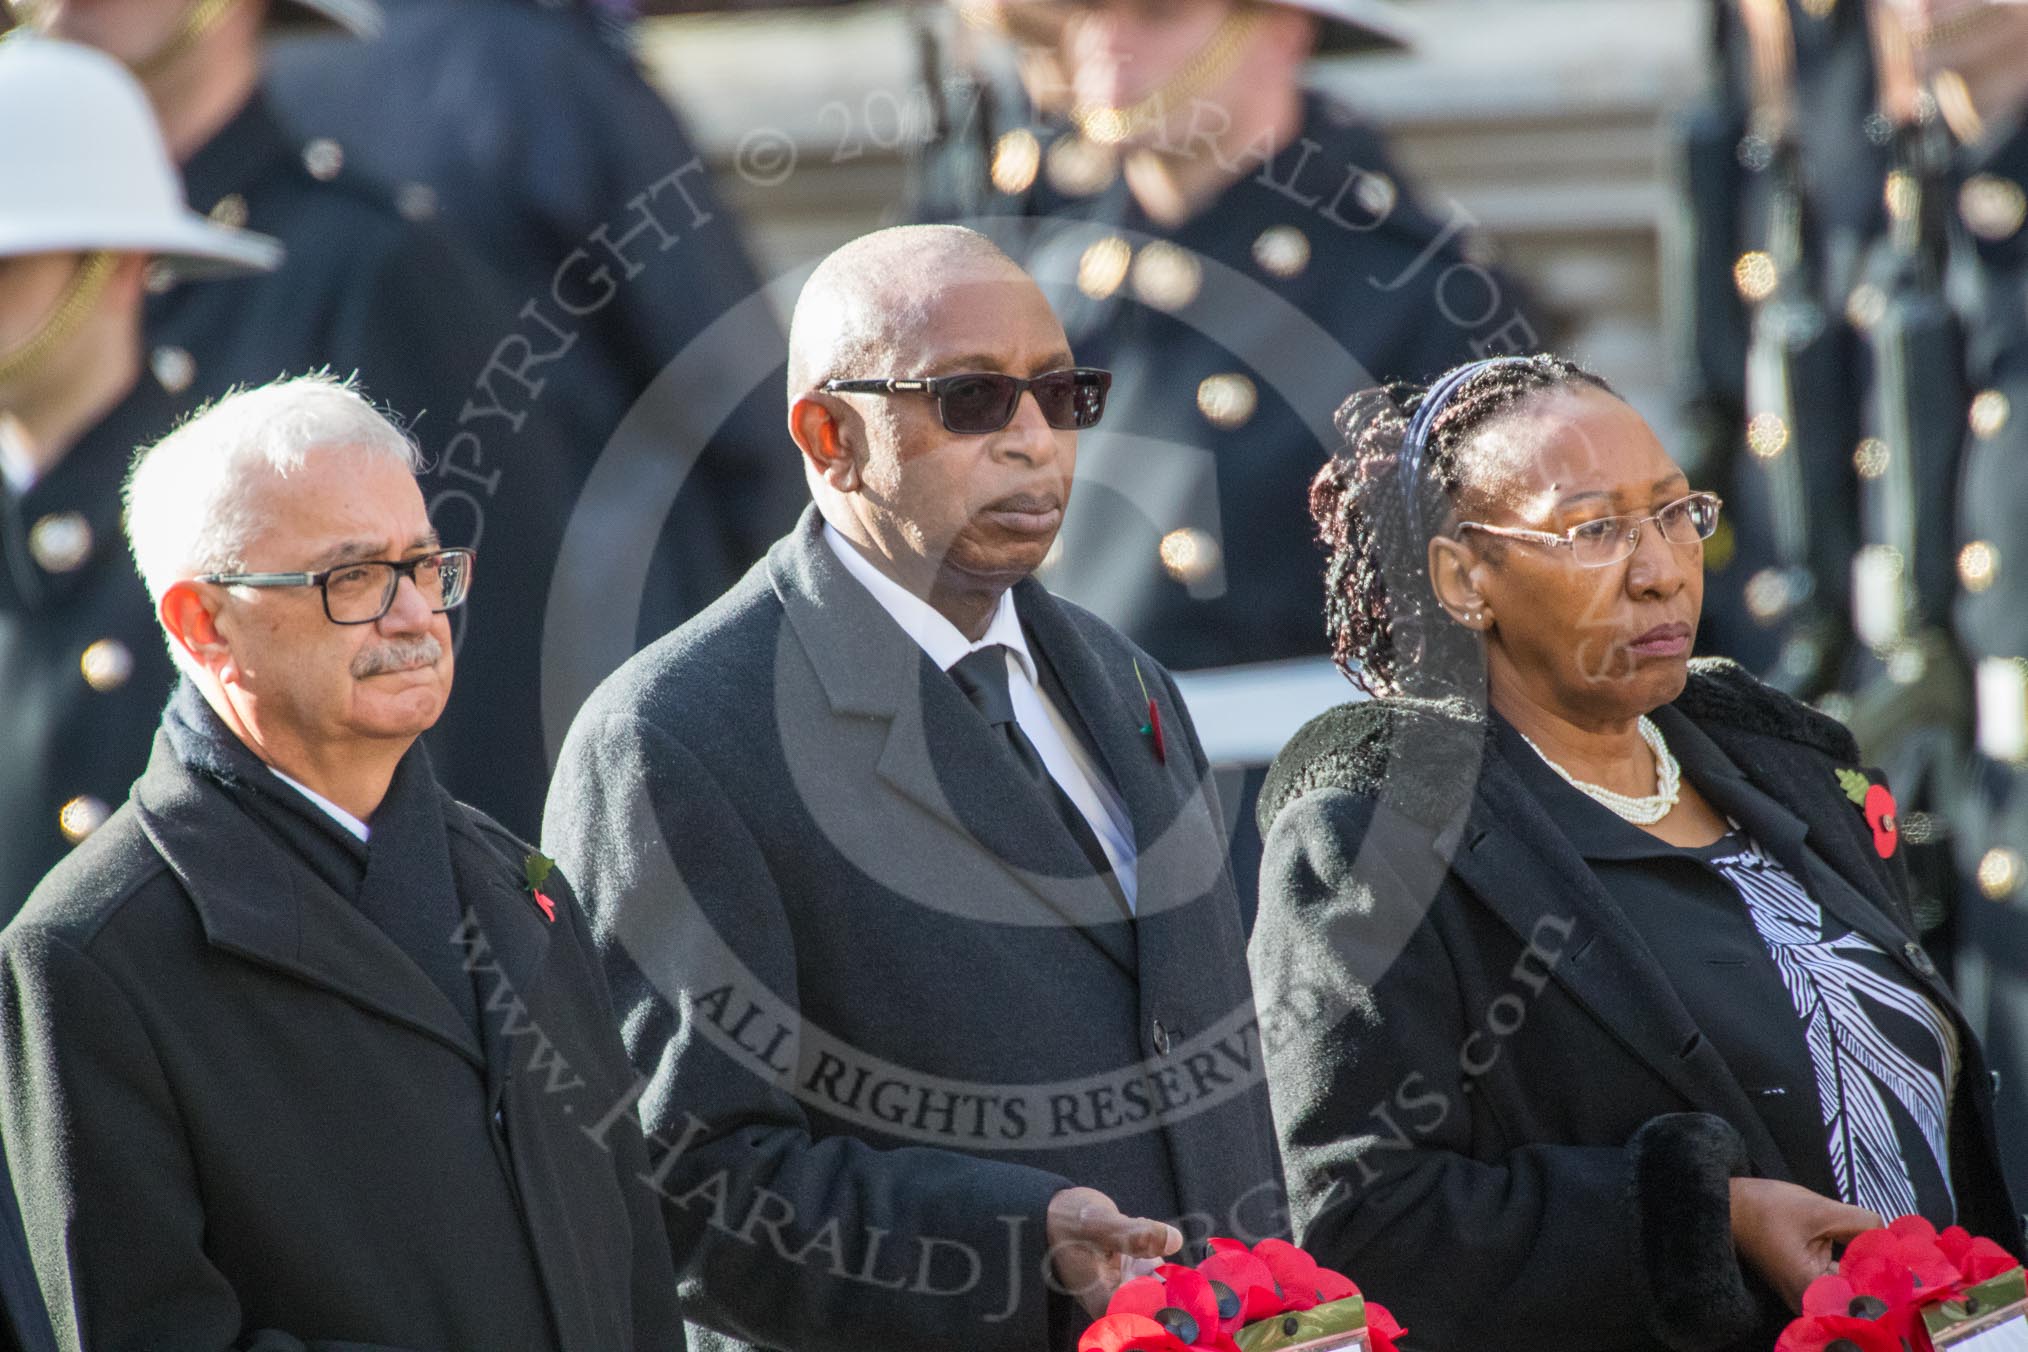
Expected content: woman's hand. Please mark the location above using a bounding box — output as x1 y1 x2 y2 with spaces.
1730 1177 1884 1310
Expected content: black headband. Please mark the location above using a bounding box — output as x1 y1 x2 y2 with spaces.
1397 356 1539 544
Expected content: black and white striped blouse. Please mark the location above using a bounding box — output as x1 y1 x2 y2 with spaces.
1693 832 1960 1221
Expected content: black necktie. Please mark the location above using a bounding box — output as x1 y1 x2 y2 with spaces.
947 645 1128 912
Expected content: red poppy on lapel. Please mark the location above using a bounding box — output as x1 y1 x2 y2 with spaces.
522 850 559 924
1133 660 1166 764
1836 769 1899 859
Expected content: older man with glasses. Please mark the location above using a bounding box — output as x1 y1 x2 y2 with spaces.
0 374 681 1351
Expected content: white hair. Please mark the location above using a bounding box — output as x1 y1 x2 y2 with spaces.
123 372 423 607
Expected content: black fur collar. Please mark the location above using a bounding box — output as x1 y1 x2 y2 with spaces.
1257 657 1859 837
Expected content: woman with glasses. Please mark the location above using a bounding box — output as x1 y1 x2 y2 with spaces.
1248 355 2021 1351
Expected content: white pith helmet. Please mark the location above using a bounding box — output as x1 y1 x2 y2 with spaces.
0 33 283 277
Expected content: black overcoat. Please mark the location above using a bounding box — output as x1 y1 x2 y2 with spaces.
0 733 683 1352
1250 660 2022 1352
544 508 1284 1352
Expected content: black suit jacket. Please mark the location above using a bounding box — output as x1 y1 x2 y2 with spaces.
1250 660 2022 1352
543 508 1284 1352
0 733 682 1352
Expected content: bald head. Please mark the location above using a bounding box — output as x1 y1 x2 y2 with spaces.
785 224 1086 640
787 225 1033 397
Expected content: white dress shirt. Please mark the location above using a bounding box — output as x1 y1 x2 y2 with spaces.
823 523 1139 909
273 768 372 843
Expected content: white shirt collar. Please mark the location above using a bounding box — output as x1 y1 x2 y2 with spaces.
822 522 1038 683
270 768 372 843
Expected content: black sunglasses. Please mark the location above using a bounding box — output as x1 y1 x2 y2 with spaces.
820 367 1112 434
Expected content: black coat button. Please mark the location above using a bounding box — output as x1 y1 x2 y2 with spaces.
1152 1019 1172 1057
1905 941 1937 977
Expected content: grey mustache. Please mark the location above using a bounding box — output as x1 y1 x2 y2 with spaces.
351 635 444 678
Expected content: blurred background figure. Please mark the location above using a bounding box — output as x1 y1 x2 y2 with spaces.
263 0 805 630
917 0 1531 674
909 0 1540 912
1879 0 2028 1201
16 0 610 841
0 37 278 914
907 0 1077 224
1675 0 2028 1196
0 34 276 1350
1672 0 1884 701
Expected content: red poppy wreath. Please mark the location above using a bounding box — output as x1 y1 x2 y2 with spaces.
1078 1237 1403 1352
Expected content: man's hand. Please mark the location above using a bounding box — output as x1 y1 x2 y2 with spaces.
1047 1186 1184 1318
1731 1177 1883 1310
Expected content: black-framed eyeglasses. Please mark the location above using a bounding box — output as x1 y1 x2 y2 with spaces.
197 547 475 624
1456 492 1723 569
820 367 1112 434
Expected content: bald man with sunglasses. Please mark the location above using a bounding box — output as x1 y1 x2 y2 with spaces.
545 225 1282 1352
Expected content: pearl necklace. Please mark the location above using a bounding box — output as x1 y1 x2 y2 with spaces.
1520 716 1682 825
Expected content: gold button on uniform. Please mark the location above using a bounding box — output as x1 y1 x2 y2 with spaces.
1077 236 1131 300
1746 412 1790 459
1733 251 1778 304
27 512 92 574
1846 283 1887 331
1045 134 1116 197
58 795 109 845
143 260 177 295
1130 241 1201 311
1355 171 1398 221
151 345 195 395
1970 389 2011 440
303 138 344 181
1960 541 2000 593
1252 226 1310 279
990 129 1041 196
1978 847 2024 901
1884 169 1918 223
207 193 248 229
1159 527 1219 585
1196 373 1258 429
1745 568 1794 624
1853 437 1890 479
1960 174 2027 243
80 638 134 692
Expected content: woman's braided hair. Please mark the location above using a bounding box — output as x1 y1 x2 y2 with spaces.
1310 353 1614 698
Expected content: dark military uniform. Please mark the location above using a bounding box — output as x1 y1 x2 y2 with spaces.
973 93 1530 671
1677 0 1886 691
1947 120 2028 1200
263 0 804 628
0 375 181 914
0 376 159 1352
142 91 582 842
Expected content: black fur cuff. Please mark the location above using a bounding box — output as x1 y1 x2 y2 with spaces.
1628 1113 1758 1352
